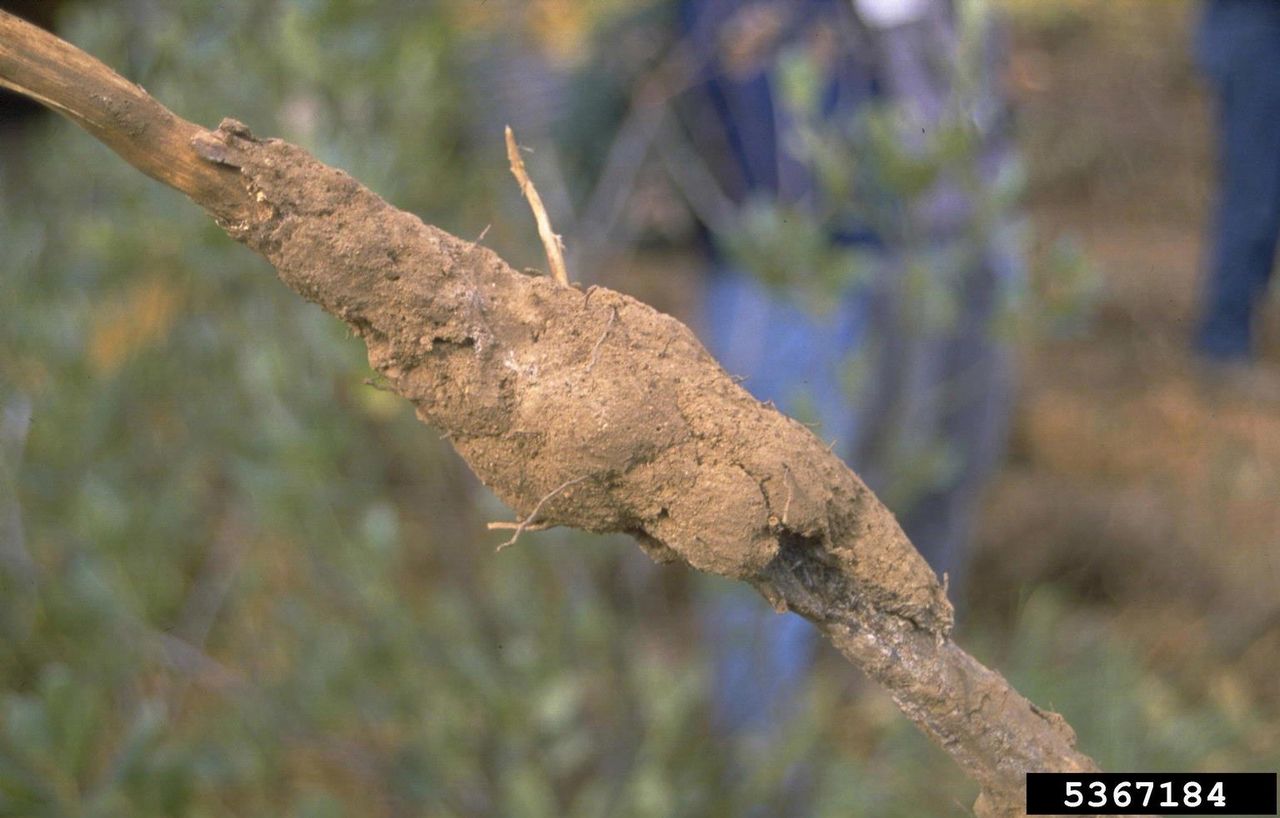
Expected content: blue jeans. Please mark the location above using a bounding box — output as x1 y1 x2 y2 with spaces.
1195 0 1280 360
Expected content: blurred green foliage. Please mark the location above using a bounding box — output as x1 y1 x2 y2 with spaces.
710 0 1099 519
716 0 1098 334
0 2 1271 817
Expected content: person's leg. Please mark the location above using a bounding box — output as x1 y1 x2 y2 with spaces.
1196 34 1280 361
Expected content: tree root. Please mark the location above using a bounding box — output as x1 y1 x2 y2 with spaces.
0 11 1106 815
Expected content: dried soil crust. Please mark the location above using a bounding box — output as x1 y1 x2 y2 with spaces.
199 119 953 636
183 119 1103 817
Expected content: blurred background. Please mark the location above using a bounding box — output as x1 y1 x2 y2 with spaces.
0 1 1277 816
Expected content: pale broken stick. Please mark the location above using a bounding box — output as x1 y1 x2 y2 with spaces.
505 124 569 286
0 12 1102 817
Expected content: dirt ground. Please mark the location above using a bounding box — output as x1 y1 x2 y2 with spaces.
972 1 1280 708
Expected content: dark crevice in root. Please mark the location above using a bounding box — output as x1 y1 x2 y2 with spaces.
757 528 862 627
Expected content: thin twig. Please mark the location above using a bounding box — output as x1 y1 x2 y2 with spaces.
486 520 553 532
493 475 588 551
570 41 703 274
505 125 568 286
654 113 738 236
587 307 618 372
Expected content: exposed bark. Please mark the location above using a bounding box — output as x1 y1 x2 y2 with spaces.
0 11 1101 816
